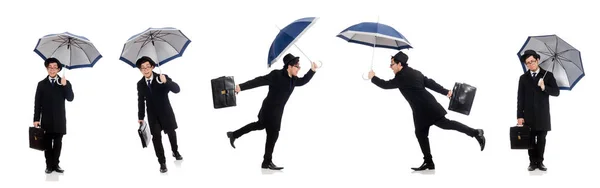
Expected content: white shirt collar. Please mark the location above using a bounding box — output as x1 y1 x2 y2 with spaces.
48 75 62 85
531 68 540 74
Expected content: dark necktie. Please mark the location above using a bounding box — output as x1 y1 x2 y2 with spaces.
532 73 537 78
51 79 55 86
147 80 152 93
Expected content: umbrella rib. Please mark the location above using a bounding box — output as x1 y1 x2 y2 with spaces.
555 55 584 73
554 57 571 85
72 41 94 65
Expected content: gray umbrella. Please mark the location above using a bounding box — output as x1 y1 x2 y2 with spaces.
517 34 584 90
34 32 102 70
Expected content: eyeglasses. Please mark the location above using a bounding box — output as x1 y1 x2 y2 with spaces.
293 65 301 69
525 60 537 65
47 67 59 70
140 66 153 70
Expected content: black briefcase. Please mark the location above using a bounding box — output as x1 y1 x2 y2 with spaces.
448 82 477 115
510 126 533 149
211 76 237 109
29 127 45 151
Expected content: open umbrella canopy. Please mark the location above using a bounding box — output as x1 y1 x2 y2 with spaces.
517 34 584 90
34 32 102 69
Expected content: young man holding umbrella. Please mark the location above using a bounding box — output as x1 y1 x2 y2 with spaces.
33 58 74 174
517 50 560 171
367 51 485 171
227 53 318 170
136 56 183 173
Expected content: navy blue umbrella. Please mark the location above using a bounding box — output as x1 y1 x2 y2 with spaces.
267 17 319 68
337 22 412 50
337 20 411 79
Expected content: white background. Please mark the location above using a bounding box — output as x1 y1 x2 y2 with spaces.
0 0 598 187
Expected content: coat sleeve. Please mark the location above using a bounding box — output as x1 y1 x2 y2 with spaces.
517 76 525 119
33 82 42 122
371 76 399 89
239 71 275 91
164 74 180 93
295 69 315 86
543 72 560 97
424 76 449 96
63 80 74 102
137 82 145 120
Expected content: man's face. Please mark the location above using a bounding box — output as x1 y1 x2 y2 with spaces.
289 63 301 76
46 62 60 77
139 61 154 78
525 56 539 72
390 58 400 73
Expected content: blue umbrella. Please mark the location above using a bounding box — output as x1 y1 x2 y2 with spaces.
34 32 103 70
337 22 412 50
337 20 411 79
517 34 584 90
267 17 318 68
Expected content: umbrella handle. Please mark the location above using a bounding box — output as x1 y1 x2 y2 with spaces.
362 71 370 80
316 60 323 69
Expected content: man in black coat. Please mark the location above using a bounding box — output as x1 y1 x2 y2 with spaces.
33 58 74 174
517 50 560 171
136 56 183 173
227 53 318 170
368 51 485 171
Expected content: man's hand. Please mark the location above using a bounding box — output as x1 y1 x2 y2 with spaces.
138 120 144 125
447 90 453 98
160 74 167 84
517 118 525 126
60 76 67 86
538 79 545 91
235 84 241 94
33 121 40 128
368 70 375 79
311 62 319 71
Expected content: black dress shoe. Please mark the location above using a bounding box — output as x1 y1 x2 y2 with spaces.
45 168 53 174
54 166 64 173
261 162 284 170
528 163 537 171
227 132 236 149
411 162 435 171
160 163 168 173
475 129 485 151
173 151 183 160
538 162 547 171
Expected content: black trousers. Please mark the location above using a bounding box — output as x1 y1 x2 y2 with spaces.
43 133 64 168
528 130 548 164
415 116 478 163
151 124 179 164
232 121 279 164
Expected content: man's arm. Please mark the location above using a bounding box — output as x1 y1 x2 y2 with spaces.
517 76 525 119
239 71 275 91
137 83 145 121
543 72 560 97
424 76 449 96
33 82 42 122
371 76 399 89
163 74 180 94
295 69 315 86
63 80 74 102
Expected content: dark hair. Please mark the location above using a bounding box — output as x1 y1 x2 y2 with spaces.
283 58 300 69
44 58 63 71
136 56 156 69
